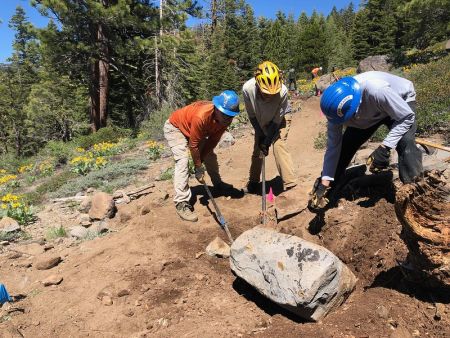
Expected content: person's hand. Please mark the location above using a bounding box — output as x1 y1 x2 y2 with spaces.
195 166 205 183
308 177 331 212
258 143 269 156
367 145 391 173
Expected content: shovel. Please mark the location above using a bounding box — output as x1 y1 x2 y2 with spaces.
203 182 234 243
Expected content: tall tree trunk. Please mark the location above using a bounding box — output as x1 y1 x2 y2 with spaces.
211 0 217 33
89 59 100 131
98 22 109 129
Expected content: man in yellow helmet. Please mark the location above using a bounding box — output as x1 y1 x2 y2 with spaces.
242 61 297 194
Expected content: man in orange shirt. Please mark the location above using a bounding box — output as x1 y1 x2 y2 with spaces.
311 66 323 96
163 90 240 222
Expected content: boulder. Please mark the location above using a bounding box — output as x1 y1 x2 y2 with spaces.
316 73 337 92
0 217 20 233
218 131 235 148
230 227 357 321
89 192 116 220
357 55 392 73
35 256 62 270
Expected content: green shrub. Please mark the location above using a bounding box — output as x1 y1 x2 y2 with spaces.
46 226 67 240
50 158 150 197
159 167 174 181
313 131 327 150
75 126 131 149
42 141 76 165
404 55 450 141
140 104 173 140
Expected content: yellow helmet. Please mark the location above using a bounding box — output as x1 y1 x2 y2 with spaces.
255 61 282 95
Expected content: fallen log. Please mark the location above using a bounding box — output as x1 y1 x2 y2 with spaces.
395 170 450 288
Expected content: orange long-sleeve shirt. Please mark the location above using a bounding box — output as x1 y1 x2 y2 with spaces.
169 101 227 167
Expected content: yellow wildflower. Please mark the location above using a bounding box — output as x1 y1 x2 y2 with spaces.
0 175 18 186
18 164 33 174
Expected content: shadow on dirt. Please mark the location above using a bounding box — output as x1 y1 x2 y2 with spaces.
232 277 309 324
369 266 450 305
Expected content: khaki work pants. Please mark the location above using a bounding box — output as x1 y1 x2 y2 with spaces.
249 114 296 187
163 120 221 204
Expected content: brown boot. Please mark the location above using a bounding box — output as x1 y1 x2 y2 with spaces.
175 202 198 222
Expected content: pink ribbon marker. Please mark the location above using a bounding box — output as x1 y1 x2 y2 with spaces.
267 187 275 203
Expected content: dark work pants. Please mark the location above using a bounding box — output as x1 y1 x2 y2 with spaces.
288 79 297 91
334 102 423 184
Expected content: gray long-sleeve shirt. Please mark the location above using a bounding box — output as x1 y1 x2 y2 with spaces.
322 71 416 180
242 78 291 134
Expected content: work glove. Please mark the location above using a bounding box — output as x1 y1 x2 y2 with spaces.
308 177 331 212
367 145 391 173
258 142 270 156
195 166 205 183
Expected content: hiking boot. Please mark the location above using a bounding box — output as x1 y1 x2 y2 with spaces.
175 202 198 222
213 181 234 193
243 181 260 194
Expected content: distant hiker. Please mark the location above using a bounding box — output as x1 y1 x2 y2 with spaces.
164 90 240 222
287 68 297 91
242 61 297 194
308 71 423 211
311 66 322 80
311 66 323 96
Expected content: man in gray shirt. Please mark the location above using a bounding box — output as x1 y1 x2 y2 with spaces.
309 71 423 211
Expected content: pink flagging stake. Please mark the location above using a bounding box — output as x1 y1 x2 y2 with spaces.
267 187 275 203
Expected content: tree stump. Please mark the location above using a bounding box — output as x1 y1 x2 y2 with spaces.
395 170 450 288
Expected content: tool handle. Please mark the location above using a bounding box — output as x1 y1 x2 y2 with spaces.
415 138 450 152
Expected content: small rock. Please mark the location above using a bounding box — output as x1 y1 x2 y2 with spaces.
16 261 32 268
35 256 62 270
97 290 113 300
102 296 113 306
195 252 204 259
139 205 151 215
78 198 92 213
376 305 390 319
32 320 40 326
135 300 142 306
41 275 63 286
81 221 92 228
206 237 230 258
390 326 413 338
69 226 88 239
7 252 22 259
86 187 95 194
90 222 109 235
0 217 20 233
123 308 134 317
140 284 150 293
194 273 205 281
1 241 9 246
117 289 131 297
43 243 54 251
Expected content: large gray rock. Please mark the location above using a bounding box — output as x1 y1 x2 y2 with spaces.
218 131 235 148
357 55 392 73
316 73 337 92
230 227 357 321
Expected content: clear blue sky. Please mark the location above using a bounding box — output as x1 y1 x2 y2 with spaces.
1 0 357 63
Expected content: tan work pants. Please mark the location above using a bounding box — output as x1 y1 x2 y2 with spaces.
249 114 296 187
163 120 221 204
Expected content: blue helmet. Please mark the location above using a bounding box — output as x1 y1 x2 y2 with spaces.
320 77 362 124
212 90 240 117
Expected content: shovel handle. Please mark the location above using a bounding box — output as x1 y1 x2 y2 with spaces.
415 138 450 153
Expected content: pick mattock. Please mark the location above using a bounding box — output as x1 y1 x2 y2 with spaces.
203 182 234 243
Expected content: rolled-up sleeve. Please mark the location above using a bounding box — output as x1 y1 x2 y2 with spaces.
322 123 343 181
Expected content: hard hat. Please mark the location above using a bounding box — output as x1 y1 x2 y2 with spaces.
320 77 362 124
212 90 240 117
255 61 281 95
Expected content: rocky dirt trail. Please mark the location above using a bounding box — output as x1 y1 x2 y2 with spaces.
1 97 449 338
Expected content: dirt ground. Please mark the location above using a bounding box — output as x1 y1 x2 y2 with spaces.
1 97 449 338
